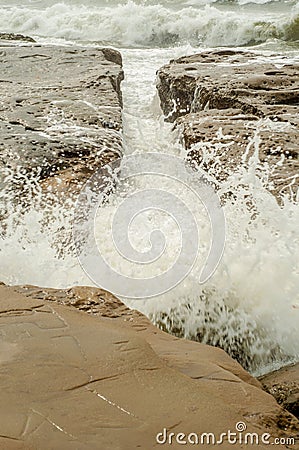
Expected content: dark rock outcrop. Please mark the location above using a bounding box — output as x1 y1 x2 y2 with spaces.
157 50 298 200
259 363 299 419
0 42 124 194
0 33 36 43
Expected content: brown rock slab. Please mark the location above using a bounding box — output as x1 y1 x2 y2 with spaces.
0 43 124 196
9 284 261 388
156 50 298 200
259 363 299 419
178 109 298 199
1 284 298 449
157 50 299 122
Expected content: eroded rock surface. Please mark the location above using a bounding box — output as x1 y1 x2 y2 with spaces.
0 284 298 449
157 50 298 199
178 109 298 199
157 50 299 122
0 43 123 194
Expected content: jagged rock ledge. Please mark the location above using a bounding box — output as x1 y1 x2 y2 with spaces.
157 50 299 200
0 283 298 449
0 38 124 195
259 363 299 419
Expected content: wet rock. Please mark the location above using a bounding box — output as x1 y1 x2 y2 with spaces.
259 363 299 419
0 283 298 449
178 109 298 199
157 50 299 122
157 50 298 200
0 43 124 195
0 33 36 43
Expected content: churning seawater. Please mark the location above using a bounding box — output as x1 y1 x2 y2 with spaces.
0 0 298 375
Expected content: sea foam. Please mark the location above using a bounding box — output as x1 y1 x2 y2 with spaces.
0 1 298 47
1 48 298 375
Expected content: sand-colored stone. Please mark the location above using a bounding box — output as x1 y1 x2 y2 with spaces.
0 284 298 449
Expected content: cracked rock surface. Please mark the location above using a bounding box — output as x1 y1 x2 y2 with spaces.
0 284 298 449
157 50 298 200
0 41 123 193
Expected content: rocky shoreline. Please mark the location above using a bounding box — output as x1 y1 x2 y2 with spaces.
0 35 298 448
0 34 123 196
157 50 299 201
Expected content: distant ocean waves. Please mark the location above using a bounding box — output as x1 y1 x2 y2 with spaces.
0 1 298 48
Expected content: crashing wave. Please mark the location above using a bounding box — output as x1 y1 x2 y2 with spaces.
0 1 298 47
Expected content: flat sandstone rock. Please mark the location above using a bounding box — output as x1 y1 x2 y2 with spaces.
0 284 298 449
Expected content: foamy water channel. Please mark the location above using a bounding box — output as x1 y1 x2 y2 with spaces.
0 48 298 375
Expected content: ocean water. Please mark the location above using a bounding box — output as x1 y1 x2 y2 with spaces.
0 0 298 375
0 0 298 48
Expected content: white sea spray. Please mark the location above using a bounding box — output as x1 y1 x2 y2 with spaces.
0 0 298 47
0 48 298 374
